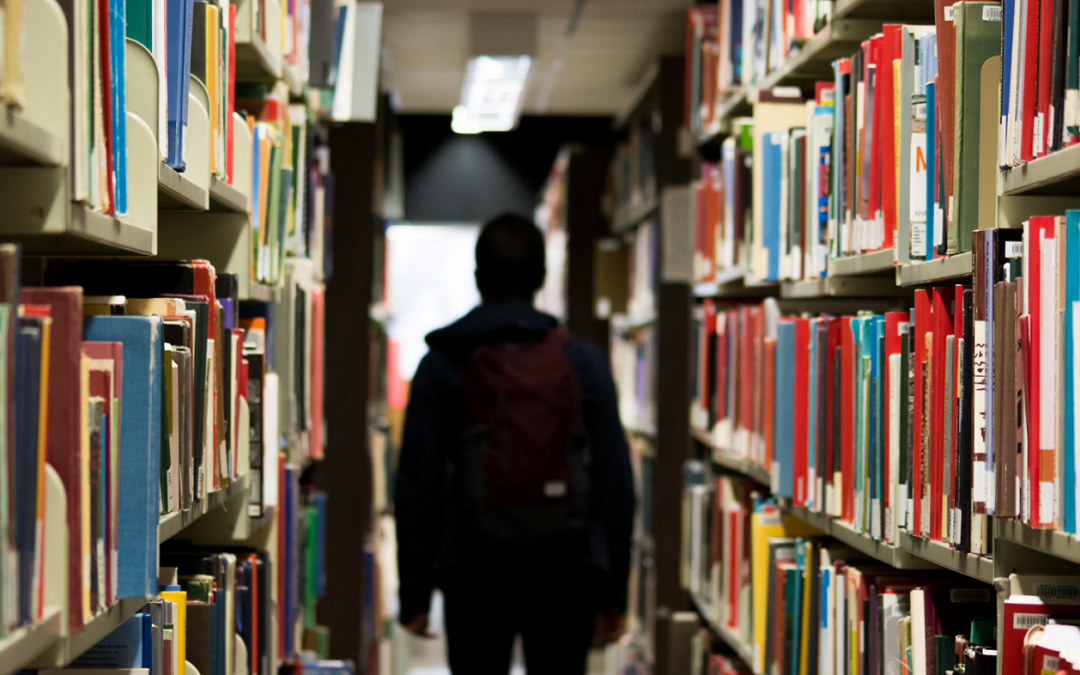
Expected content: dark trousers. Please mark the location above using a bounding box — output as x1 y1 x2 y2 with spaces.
441 563 598 675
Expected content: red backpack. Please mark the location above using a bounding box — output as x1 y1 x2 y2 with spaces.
458 327 591 551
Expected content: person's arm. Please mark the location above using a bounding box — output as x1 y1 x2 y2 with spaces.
577 343 636 613
394 352 450 626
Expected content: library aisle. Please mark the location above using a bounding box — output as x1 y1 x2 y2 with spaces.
6 0 1080 675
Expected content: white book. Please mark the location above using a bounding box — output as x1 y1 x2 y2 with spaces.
911 589 928 675
1040 235 1057 526
888 353 901 543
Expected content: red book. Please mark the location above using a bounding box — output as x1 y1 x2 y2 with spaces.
81 341 122 608
793 318 810 506
1003 596 1080 675
1020 0 1040 161
1027 216 1058 527
934 0 958 222
310 286 325 460
716 312 730 440
99 0 114 214
880 26 903 250
20 288 86 631
703 300 717 420
764 336 777 470
841 317 856 523
706 165 720 280
825 317 842 512
930 288 954 541
1019 313 1036 518
751 306 765 461
740 306 754 454
1036 0 1055 157
913 290 932 537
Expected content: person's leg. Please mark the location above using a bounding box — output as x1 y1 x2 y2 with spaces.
442 568 517 675
519 565 597 675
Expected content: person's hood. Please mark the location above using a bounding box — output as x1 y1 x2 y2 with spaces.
425 300 558 354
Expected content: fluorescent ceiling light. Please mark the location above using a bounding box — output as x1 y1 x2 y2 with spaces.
452 55 531 134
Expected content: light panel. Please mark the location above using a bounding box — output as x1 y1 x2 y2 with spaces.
452 55 532 134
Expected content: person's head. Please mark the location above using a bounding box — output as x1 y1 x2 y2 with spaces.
474 213 546 304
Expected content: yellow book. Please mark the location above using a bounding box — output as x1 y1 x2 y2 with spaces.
160 589 188 675
206 4 220 176
80 354 91 620
33 314 51 620
798 542 815 675
750 502 818 674
126 297 179 318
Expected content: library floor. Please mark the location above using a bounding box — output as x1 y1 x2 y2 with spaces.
405 593 605 675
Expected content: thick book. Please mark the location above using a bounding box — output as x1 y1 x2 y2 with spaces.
949 3 1003 255
21 286 87 629
84 315 163 599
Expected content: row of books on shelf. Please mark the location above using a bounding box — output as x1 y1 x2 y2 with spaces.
612 116 657 230
0 249 326 642
33 482 333 675
689 0 1077 286
692 212 1080 557
683 468 1080 675
241 94 333 284
612 327 656 435
686 2 834 136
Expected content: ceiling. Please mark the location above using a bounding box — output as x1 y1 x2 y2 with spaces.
381 0 691 116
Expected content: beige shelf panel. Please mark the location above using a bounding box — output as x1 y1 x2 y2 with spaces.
896 252 973 286
158 473 251 544
1002 143 1080 196
826 249 895 276
898 532 995 584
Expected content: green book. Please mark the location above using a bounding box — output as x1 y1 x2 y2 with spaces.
949 1 1003 254
933 634 955 675
181 574 215 603
125 0 153 48
267 141 283 283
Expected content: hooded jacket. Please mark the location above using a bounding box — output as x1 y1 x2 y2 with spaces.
394 300 635 624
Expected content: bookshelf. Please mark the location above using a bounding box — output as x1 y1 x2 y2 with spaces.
676 0 1080 671
603 57 693 673
0 0 376 670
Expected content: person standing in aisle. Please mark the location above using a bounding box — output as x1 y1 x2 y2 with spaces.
395 213 636 675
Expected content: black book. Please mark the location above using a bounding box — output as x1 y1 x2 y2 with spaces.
956 288 974 552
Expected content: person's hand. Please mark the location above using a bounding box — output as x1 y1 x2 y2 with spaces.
592 610 627 647
402 613 436 638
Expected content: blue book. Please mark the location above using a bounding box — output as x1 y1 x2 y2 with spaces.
1000 0 1015 169
1067 211 1080 533
14 315 42 626
251 124 262 246
776 320 796 498
763 132 784 281
111 0 129 215
70 612 151 667
731 0 743 84
925 81 936 262
166 0 194 169
873 317 885 539
303 662 355 675
84 316 163 599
